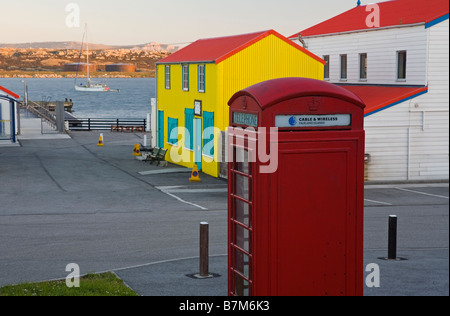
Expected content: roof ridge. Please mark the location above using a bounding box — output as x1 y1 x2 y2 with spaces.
195 30 271 42
157 29 324 65
289 0 449 38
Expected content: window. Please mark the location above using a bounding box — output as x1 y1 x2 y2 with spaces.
198 65 206 92
168 117 179 146
340 54 348 80
202 111 215 157
182 65 189 91
323 55 330 80
185 108 194 150
165 65 171 89
359 53 367 80
397 51 407 80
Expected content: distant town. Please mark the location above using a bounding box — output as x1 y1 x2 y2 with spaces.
0 41 179 78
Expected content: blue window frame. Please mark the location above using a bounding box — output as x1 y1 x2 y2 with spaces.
165 65 171 89
185 108 194 150
198 65 205 93
182 65 189 91
168 117 179 146
203 111 215 157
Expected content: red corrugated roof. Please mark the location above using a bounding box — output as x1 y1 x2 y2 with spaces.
0 86 20 99
289 0 449 38
341 85 428 116
159 30 325 65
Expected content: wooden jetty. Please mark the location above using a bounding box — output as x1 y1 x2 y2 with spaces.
31 100 74 113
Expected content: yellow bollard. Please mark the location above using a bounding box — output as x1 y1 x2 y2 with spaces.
189 164 201 183
133 144 141 156
97 134 104 147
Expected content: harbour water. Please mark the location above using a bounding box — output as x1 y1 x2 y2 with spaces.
0 78 156 119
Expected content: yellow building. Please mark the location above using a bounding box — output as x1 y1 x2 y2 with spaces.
156 30 325 177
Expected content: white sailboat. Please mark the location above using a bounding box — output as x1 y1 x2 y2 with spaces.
75 25 111 92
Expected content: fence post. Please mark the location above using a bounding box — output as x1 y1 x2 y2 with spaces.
55 101 65 133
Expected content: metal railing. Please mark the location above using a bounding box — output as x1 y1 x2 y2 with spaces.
24 100 57 126
67 118 147 131
20 100 62 134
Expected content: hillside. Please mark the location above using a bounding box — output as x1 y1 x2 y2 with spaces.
0 42 179 78
0 41 180 52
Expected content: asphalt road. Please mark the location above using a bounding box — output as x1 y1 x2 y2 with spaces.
0 132 448 296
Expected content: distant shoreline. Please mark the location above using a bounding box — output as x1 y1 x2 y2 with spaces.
0 71 155 79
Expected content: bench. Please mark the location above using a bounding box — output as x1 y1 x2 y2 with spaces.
111 126 145 133
146 147 168 166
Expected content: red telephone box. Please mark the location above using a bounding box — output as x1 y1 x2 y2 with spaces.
227 78 366 296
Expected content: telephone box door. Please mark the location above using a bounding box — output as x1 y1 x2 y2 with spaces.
228 129 257 296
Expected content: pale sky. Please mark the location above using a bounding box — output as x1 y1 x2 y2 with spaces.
1 0 365 46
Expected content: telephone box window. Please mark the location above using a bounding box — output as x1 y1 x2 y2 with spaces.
234 273 250 297
235 199 250 226
235 224 251 252
235 174 249 200
235 148 251 174
234 249 251 277
229 144 254 297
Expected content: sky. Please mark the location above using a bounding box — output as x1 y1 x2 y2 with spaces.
1 0 365 46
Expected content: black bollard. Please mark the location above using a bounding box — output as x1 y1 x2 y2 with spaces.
388 215 398 260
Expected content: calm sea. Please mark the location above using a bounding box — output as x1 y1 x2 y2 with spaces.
0 78 156 119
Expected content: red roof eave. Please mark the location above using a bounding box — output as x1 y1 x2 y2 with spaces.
340 85 429 116
289 0 449 38
0 86 20 99
158 30 325 66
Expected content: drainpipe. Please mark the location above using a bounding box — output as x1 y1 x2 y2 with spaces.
297 33 308 49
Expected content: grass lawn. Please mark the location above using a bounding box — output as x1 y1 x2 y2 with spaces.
0 272 138 296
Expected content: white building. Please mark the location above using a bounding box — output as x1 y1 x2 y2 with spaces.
290 0 449 182
0 85 19 144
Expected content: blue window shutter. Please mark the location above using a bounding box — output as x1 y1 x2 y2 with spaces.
185 109 194 150
202 111 214 156
168 117 178 145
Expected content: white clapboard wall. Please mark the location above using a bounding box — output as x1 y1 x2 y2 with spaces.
292 20 449 181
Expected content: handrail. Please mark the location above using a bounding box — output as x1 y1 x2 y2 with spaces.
23 100 57 127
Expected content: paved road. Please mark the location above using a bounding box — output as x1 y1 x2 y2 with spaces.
0 132 448 296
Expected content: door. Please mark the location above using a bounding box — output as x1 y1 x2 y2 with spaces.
194 118 202 170
158 111 164 148
274 139 360 296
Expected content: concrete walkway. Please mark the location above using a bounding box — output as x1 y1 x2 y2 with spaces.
18 117 71 141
